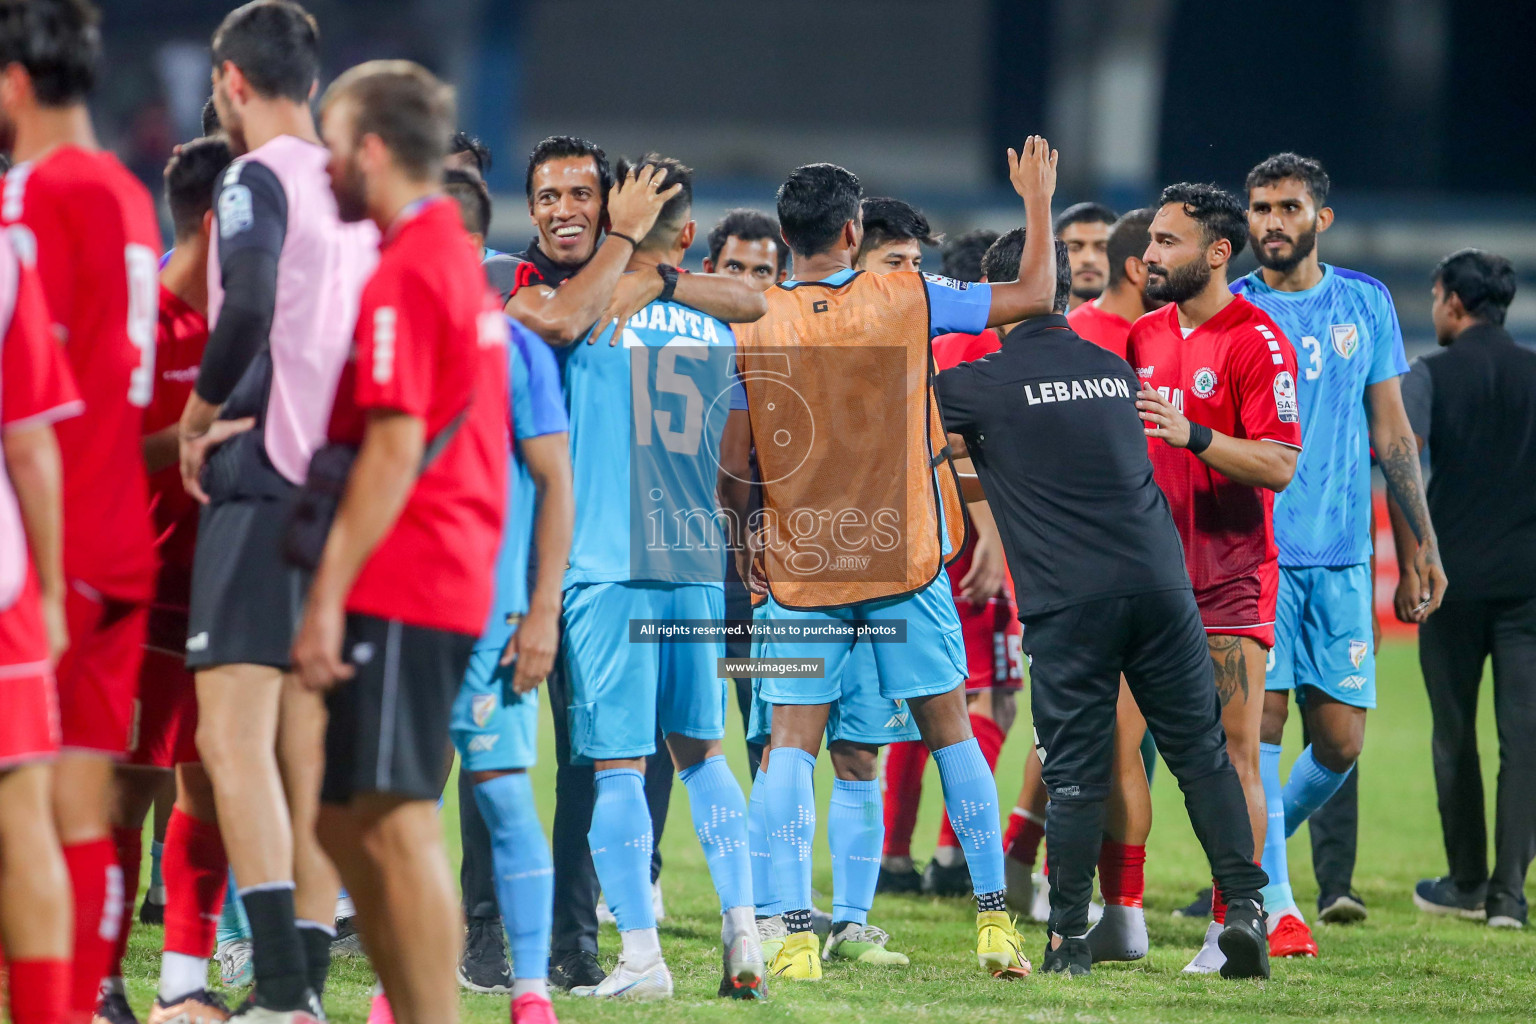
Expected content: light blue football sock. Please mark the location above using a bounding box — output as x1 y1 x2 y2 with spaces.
216 869 250 944
748 769 782 916
149 839 164 894
1283 744 1353 838
678 755 753 914
588 768 655 932
474 772 554 981
931 738 1005 895
1259 742 1296 912
764 747 817 917
828 778 882 926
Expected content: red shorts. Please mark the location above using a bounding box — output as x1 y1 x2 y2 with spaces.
0 574 60 767
1195 559 1278 649
127 607 198 768
55 582 148 755
957 593 1024 691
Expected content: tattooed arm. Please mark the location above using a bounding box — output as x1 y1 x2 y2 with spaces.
1367 376 1447 621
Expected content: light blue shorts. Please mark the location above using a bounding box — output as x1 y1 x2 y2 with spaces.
450 643 540 772
1266 563 1376 709
746 623 922 747
561 581 727 762
756 573 966 707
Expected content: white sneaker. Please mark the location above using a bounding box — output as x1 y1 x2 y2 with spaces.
1087 904 1148 962
756 915 787 964
1182 920 1227 974
1488 915 1525 930
217 940 254 988
571 956 673 1001
1004 859 1033 917
1028 872 1104 925
721 930 767 999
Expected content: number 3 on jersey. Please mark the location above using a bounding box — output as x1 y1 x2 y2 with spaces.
125 243 158 406
1300 335 1322 381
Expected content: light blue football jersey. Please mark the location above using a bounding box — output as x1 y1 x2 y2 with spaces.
561 298 741 586
477 318 569 653
1232 264 1408 566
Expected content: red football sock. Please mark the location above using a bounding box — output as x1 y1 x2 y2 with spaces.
63 838 122 1016
8 959 70 1024
1096 839 1146 907
1212 881 1228 925
881 740 928 858
937 714 1005 850
1003 810 1046 866
162 808 228 957
108 827 142 980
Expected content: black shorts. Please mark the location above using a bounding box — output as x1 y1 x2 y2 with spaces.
322 613 476 804
186 490 308 671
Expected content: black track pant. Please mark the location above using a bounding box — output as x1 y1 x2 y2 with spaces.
1420 596 1536 919
1023 588 1268 937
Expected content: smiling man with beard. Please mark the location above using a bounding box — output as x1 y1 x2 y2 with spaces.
1125 182 1302 975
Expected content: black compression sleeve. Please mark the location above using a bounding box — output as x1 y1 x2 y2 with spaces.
195 246 279 404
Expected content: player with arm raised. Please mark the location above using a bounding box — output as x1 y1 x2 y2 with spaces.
721 137 1058 983
1128 182 1302 974
1235 153 1442 952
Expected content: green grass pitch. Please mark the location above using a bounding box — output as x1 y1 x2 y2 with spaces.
115 639 1534 1022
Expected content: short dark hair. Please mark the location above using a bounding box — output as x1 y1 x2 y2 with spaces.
322 60 454 182
164 135 232 239
200 96 221 134
707 208 784 271
451 130 491 175
524 135 611 201
1158 182 1248 258
0 0 101 105
614 153 693 250
443 167 491 237
858 197 940 263
1246 152 1330 206
982 231 1072 314
211 1 319 104
940 228 999 283
777 163 861 258
1053 201 1116 237
1433 249 1517 326
1106 207 1155 287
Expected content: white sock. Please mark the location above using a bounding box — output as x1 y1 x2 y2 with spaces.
511 978 548 1000
157 953 208 1002
934 845 966 868
722 905 756 943
620 927 662 966
335 894 356 919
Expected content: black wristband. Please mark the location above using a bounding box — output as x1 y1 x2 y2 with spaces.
608 230 640 249
656 263 679 303
1186 421 1213 455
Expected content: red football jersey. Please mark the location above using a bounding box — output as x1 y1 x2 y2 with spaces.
327 198 509 636
144 285 208 611
1125 295 1302 593
1 146 162 601
932 328 1001 372
1067 299 1134 360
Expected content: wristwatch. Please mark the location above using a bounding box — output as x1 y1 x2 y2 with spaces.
656 263 679 303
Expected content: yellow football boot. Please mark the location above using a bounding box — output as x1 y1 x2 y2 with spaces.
976 911 1032 979
769 930 823 981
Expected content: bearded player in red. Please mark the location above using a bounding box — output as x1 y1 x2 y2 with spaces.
1127 182 1301 974
0 2 165 1017
880 229 1028 896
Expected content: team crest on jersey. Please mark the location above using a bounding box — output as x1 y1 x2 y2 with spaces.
218 184 254 238
921 272 969 290
1191 366 1218 399
472 694 497 728
1273 370 1299 422
1349 639 1369 668
1331 323 1359 359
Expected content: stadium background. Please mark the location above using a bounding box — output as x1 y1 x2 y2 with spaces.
90 1 1534 1019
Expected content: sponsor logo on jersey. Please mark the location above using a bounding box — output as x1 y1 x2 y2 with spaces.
1331 323 1359 359
468 734 499 753
472 693 496 728
921 272 969 290
1273 370 1299 422
218 184 254 238
1135 365 1155 379
884 711 910 730
1349 639 1369 668
1192 366 1218 399
1339 674 1368 692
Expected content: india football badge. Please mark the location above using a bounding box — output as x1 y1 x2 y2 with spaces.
1349 639 1369 668
472 693 497 728
1331 323 1359 359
